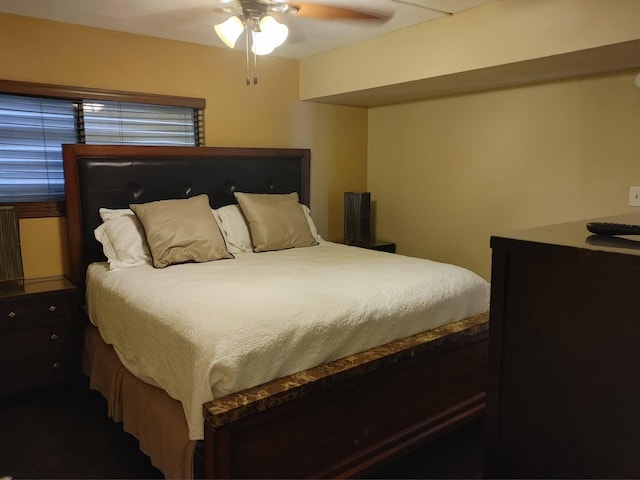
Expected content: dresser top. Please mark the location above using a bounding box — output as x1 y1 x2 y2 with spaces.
490 213 640 257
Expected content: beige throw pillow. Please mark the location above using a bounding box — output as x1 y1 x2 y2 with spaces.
130 194 233 268
234 192 318 252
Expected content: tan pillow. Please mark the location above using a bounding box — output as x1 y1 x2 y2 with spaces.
234 192 318 252
130 194 232 268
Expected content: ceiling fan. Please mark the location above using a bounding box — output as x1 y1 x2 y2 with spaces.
215 0 395 25
213 0 452 85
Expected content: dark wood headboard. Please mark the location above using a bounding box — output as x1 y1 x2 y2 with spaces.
62 144 311 285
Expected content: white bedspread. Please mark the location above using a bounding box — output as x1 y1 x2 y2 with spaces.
86 241 490 440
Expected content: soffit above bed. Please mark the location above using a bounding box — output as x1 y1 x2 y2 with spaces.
305 40 640 107
299 0 640 107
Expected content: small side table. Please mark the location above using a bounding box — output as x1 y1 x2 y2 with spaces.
0 276 79 396
345 239 396 253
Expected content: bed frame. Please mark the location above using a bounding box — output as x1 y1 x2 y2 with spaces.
63 144 489 479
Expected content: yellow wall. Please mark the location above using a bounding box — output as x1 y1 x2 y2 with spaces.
368 70 640 279
0 13 368 279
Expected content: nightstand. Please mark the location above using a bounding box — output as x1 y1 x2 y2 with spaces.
347 239 396 253
0 276 79 395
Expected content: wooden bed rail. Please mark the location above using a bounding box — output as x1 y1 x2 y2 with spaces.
203 313 489 479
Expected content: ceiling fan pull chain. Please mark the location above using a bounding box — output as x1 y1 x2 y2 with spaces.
245 23 250 86
253 47 258 85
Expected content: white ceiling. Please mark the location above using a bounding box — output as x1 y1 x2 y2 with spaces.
0 0 492 59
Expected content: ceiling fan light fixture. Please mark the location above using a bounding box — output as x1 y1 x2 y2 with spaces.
256 15 289 51
214 15 245 48
251 30 276 56
212 2 292 84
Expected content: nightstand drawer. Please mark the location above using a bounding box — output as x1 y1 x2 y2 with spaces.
0 302 32 329
32 295 72 321
0 353 72 396
0 294 71 332
0 319 72 362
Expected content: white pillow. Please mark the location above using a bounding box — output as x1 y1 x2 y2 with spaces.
213 203 321 254
301 204 322 243
212 205 252 254
94 209 152 270
99 207 135 222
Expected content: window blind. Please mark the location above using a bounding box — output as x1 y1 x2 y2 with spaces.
82 100 198 146
0 94 76 202
0 88 204 208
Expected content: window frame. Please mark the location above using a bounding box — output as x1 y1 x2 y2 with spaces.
0 79 205 218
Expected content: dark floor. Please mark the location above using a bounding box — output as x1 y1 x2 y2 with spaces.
0 377 484 479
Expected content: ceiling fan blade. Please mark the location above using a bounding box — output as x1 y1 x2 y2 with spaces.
391 0 453 15
286 2 393 21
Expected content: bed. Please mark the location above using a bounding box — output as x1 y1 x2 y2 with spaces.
62 144 490 479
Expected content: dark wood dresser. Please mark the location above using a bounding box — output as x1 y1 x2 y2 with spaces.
485 213 640 478
0 276 79 395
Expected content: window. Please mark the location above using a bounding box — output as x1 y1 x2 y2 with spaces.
0 80 205 218
81 100 198 146
0 95 76 204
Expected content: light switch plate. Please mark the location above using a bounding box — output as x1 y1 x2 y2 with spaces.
629 186 640 206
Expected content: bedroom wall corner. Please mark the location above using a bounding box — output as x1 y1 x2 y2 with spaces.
301 102 368 241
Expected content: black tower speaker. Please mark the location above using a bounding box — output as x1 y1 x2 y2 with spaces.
344 191 371 246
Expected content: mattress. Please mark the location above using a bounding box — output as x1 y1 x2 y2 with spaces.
86 241 490 440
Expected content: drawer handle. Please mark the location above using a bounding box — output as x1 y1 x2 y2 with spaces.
48 305 57 312
50 333 59 341
7 311 16 318
52 362 60 369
